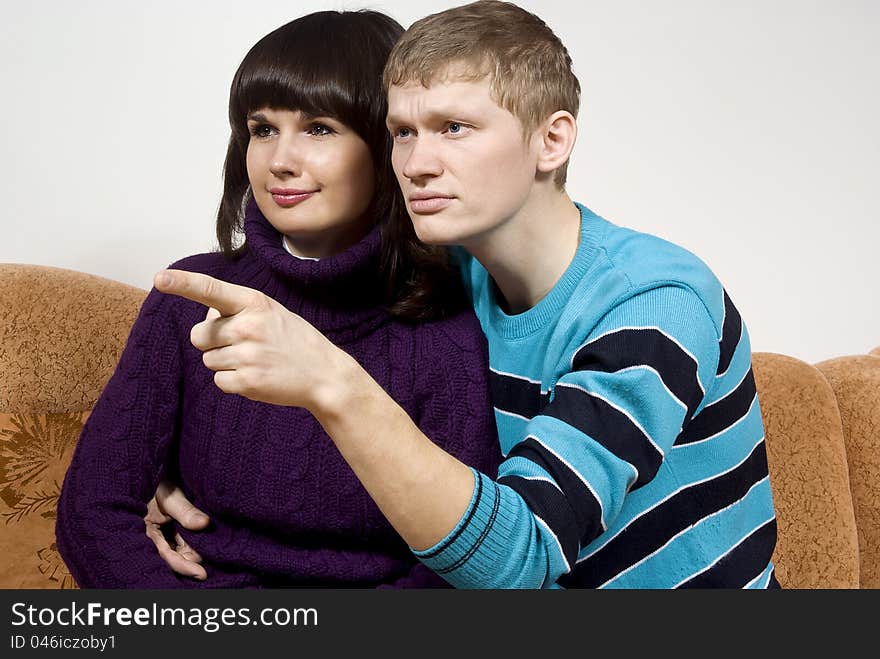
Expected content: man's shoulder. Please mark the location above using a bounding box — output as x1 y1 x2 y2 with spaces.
585 208 710 286
582 205 726 319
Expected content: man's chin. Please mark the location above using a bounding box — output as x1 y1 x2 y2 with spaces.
413 229 462 248
414 234 453 247
411 219 489 250
409 216 454 247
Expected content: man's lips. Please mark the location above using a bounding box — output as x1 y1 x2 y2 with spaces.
269 188 316 207
408 192 454 214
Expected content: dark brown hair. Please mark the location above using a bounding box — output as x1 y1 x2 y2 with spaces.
217 10 464 320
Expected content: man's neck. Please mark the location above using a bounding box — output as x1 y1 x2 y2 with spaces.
467 190 581 315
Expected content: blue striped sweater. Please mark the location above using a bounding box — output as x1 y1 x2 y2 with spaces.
415 202 778 588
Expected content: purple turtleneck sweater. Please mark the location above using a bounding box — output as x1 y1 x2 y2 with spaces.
56 202 501 588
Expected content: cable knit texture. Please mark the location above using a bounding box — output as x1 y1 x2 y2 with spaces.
55 201 500 588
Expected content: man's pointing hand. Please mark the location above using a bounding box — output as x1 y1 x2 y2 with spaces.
154 269 354 410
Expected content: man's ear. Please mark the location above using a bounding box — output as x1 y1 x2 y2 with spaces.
535 110 577 175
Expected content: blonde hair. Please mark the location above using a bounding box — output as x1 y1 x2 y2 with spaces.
384 0 580 187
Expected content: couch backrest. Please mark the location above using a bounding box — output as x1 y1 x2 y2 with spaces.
0 263 875 589
0 263 146 588
0 264 147 412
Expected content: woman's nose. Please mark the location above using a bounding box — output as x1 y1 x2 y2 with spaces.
269 138 301 178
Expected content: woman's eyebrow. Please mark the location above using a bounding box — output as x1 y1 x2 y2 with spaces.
246 111 269 122
300 112 340 124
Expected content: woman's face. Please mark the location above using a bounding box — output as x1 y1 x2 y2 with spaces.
246 107 376 258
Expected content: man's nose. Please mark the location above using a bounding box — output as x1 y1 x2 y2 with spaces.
401 135 443 180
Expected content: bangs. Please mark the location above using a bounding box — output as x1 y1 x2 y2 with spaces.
228 14 389 138
233 55 365 128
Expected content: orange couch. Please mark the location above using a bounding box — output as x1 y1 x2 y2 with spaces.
1 263 877 588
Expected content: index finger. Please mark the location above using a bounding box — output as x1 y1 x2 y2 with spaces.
154 269 255 317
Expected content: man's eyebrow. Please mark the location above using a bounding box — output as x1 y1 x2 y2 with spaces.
385 112 406 127
386 108 476 127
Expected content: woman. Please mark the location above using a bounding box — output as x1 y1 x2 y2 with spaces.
55 10 500 588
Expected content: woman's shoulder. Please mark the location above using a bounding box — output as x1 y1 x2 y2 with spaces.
411 306 488 363
145 251 247 322
168 251 237 278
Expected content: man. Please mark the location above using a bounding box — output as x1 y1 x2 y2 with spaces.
153 0 778 588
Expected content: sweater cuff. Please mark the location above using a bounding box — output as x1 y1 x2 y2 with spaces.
412 468 519 588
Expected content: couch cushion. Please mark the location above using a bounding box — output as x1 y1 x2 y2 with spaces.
0 411 87 588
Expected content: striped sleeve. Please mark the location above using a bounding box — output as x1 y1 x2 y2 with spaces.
414 285 721 588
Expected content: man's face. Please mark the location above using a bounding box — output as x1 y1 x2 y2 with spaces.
386 76 540 248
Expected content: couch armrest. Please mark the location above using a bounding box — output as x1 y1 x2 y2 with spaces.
753 352 859 588
816 354 880 588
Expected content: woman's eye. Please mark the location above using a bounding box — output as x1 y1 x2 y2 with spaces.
249 124 274 138
308 123 334 136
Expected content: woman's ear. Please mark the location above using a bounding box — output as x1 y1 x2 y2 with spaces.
535 110 577 176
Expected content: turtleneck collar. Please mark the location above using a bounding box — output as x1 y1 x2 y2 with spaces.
244 197 383 289
240 197 389 343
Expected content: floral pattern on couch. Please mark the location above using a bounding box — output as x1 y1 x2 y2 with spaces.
0 411 86 588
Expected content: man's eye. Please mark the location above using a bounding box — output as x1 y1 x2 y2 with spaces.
395 127 411 139
447 122 462 134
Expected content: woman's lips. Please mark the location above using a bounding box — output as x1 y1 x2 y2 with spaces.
270 191 315 207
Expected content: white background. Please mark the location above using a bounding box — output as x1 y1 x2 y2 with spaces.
2 0 877 364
